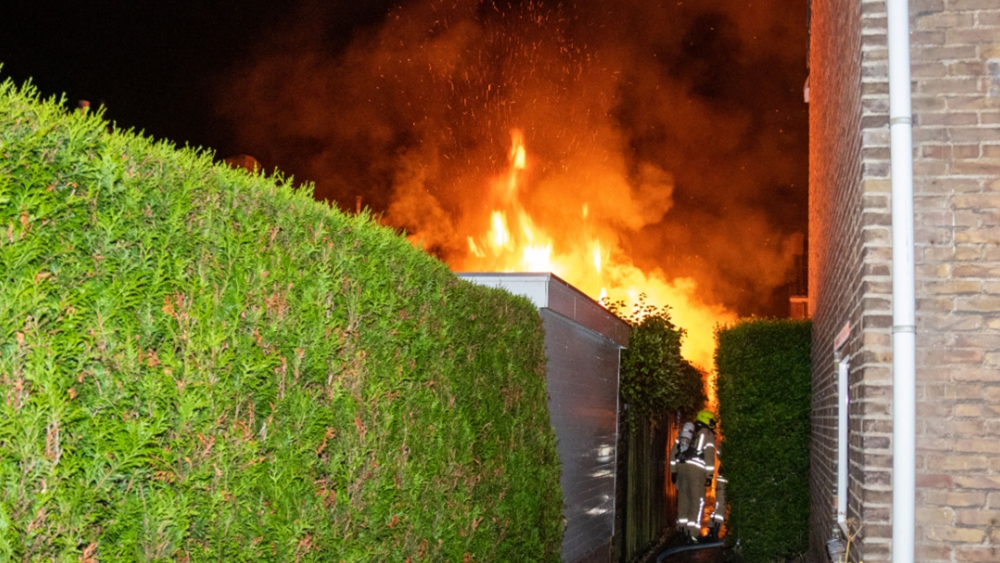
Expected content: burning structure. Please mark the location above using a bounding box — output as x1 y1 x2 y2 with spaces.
216 0 810 368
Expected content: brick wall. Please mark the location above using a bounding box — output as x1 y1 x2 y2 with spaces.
908 0 1000 560
810 0 1000 560
808 0 868 558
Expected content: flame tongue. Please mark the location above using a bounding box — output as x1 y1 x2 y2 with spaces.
459 129 736 372
475 129 555 272
490 211 510 251
511 130 526 171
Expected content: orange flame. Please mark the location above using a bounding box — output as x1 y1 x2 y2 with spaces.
490 212 511 250
457 129 736 376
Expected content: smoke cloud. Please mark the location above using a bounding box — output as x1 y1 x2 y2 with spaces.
215 0 808 319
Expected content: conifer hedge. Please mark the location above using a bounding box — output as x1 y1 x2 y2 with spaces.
0 79 562 561
714 319 811 563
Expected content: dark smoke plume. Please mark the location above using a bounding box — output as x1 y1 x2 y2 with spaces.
215 0 808 318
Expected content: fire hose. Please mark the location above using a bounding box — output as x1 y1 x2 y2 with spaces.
654 540 725 562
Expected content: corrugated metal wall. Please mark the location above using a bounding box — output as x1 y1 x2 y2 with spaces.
457 273 631 562
541 309 621 563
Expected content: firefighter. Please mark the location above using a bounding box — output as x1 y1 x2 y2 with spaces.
708 453 727 541
670 409 717 544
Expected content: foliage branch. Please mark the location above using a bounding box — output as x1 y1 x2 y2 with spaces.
605 295 705 422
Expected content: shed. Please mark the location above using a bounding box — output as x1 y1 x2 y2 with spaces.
459 272 629 563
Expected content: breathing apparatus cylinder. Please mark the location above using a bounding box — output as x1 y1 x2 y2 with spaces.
678 421 695 453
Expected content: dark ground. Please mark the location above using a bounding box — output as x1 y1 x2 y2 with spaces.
641 533 729 563
654 546 727 563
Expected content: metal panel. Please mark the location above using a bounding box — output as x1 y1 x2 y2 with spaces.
457 272 629 348
541 309 621 563
458 272 552 310
545 275 630 348
458 272 628 562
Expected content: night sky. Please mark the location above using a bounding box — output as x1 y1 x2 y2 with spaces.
1 0 394 155
2 0 809 318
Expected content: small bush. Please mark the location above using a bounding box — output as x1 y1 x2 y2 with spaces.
0 79 562 561
610 297 705 422
715 318 811 563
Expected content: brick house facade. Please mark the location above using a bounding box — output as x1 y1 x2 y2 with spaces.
808 0 1000 561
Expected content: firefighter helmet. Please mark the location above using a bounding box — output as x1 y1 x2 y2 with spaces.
696 409 717 429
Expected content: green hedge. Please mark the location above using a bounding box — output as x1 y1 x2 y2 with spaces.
612 299 705 422
715 319 811 563
0 79 562 561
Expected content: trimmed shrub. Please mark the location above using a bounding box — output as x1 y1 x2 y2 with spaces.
611 298 705 422
714 319 811 563
0 79 562 561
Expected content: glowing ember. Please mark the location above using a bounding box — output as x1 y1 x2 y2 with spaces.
511 130 527 170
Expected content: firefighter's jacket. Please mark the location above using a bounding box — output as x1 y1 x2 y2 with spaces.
669 423 716 481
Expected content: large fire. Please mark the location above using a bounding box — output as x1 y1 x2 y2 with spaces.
422 128 735 377
214 0 808 400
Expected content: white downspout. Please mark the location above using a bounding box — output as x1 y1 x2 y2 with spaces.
886 0 916 561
